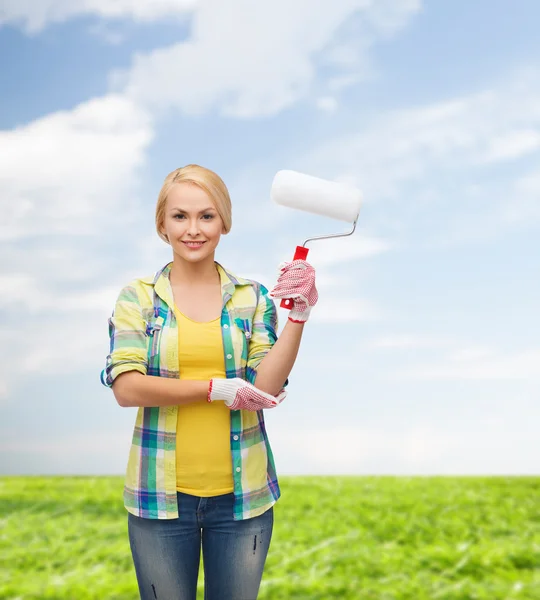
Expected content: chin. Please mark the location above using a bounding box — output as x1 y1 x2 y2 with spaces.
174 246 216 262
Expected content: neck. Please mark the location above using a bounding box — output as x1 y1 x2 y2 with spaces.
169 254 220 286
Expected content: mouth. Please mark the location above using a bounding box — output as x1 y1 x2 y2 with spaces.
182 241 206 249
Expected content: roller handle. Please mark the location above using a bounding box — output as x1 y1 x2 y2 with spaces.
280 246 309 310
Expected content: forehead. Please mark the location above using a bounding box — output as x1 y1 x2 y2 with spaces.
167 182 214 209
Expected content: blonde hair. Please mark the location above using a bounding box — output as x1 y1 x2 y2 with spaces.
156 164 232 243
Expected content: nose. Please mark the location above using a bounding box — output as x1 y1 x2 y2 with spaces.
187 218 199 237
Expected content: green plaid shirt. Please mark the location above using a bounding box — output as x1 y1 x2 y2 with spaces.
101 262 282 520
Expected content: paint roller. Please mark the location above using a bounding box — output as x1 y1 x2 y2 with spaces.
270 170 362 310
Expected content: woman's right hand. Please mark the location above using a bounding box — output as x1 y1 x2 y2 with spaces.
208 378 286 411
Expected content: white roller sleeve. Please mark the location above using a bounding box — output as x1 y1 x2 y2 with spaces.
271 170 362 224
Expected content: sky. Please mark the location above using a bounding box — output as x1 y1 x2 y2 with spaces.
1 0 539 477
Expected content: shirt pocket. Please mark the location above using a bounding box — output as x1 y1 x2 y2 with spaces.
146 315 165 359
232 317 252 363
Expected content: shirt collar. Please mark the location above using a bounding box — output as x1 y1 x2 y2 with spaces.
147 261 252 308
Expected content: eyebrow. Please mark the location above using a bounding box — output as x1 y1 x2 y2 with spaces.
170 207 216 214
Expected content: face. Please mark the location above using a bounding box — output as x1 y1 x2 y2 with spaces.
160 182 225 265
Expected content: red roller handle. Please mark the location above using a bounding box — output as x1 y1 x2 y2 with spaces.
280 246 309 310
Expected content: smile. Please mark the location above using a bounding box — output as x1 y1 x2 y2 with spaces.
182 241 206 248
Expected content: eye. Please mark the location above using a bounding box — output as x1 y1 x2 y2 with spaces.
202 214 214 220
173 214 186 220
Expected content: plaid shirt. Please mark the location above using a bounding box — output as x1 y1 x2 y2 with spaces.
101 261 283 521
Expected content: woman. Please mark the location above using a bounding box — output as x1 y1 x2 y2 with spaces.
101 164 318 600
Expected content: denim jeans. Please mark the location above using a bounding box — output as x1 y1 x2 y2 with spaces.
127 491 274 600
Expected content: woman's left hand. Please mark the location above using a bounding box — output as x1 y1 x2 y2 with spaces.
269 259 318 323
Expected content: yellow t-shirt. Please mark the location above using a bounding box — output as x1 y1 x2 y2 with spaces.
174 308 234 496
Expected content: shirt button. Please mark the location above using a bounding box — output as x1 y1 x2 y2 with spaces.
226 354 232 359
223 324 229 329
233 435 239 441
236 467 241 472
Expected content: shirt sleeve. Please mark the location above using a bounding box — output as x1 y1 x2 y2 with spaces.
245 283 288 388
100 283 148 388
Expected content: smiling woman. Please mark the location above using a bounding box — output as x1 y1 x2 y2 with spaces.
100 163 319 600
156 165 233 244
158 182 226 271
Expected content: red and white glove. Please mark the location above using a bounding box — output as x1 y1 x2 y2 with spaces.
208 378 286 411
269 259 318 323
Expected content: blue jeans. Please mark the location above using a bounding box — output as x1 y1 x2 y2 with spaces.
127 491 274 600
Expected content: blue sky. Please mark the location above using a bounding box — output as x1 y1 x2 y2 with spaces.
1 0 539 476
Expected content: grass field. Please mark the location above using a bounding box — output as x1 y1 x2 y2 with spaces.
1 476 539 599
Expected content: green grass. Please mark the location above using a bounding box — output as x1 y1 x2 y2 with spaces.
1 476 539 599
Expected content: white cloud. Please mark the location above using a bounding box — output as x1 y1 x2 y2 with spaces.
0 282 119 314
294 67 540 242
19 314 109 375
1 429 131 457
515 170 540 196
447 345 497 362
500 167 540 224
306 234 393 267
481 129 540 164
0 94 153 241
419 166 540 246
87 21 128 45
116 0 421 118
395 348 540 381
0 274 154 401
0 0 196 34
1 240 116 285
0 308 111 394
302 68 540 193
0 274 34 303
3 418 535 476
371 334 454 350
316 96 339 112
284 426 457 470
0 429 133 474
0 94 156 397
328 74 361 91
309 295 381 323
269 424 539 474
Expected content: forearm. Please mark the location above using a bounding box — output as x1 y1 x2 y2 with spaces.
252 319 305 396
112 371 209 408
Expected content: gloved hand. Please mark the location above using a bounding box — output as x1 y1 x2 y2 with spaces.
269 259 318 323
208 377 287 411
